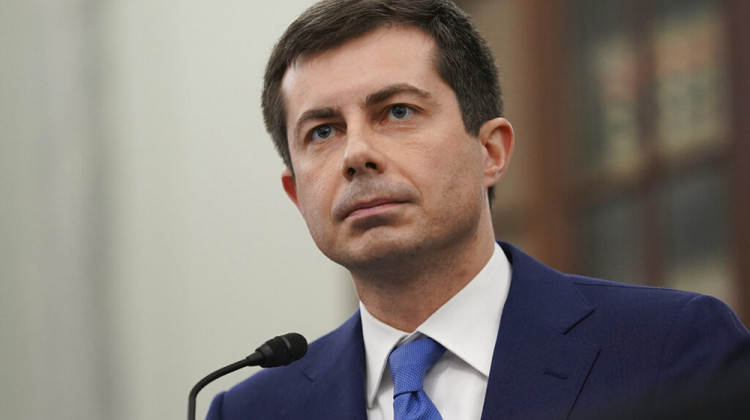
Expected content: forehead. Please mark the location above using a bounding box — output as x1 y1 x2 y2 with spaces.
280 26 444 125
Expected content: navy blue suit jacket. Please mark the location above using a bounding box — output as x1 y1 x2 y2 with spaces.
207 242 750 419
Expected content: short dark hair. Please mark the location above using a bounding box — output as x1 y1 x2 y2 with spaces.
262 0 503 201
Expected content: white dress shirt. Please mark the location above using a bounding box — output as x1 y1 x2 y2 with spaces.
361 243 512 420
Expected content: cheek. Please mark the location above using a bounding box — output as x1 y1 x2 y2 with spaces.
426 140 484 193
446 163 486 217
294 167 334 222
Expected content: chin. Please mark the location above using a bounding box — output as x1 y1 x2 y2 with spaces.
326 235 428 271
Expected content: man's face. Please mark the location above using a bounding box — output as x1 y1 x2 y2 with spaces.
280 26 509 272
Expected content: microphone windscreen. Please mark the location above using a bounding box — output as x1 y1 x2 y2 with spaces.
256 333 308 367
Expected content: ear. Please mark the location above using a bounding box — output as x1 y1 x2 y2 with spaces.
281 167 301 209
478 117 514 188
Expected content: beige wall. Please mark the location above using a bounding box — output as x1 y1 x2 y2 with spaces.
0 1 355 419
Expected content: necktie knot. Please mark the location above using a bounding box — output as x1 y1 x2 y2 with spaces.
388 336 446 419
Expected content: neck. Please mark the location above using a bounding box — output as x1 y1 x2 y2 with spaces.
351 221 497 332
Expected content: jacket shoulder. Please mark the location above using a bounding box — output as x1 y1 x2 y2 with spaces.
206 312 364 420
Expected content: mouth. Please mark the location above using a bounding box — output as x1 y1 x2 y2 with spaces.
349 199 403 219
335 197 405 221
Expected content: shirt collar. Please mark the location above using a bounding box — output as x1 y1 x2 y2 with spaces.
360 243 512 408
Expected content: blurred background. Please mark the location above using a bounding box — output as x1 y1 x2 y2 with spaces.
455 0 749 321
1 0 748 419
1 1 353 419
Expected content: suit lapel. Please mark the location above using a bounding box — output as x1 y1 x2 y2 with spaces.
481 243 600 420
282 243 600 419
282 312 368 420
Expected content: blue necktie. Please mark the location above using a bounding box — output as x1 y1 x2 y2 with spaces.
388 336 446 420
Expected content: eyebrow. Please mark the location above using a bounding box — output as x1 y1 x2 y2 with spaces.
293 107 341 142
364 83 434 107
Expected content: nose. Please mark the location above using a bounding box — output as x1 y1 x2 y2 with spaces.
341 127 386 180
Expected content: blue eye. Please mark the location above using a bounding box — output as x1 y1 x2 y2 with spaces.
389 105 414 121
311 124 336 141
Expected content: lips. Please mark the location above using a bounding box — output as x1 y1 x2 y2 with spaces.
332 182 415 221
342 198 403 219
333 194 409 221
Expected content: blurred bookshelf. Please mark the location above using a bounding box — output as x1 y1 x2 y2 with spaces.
457 0 750 324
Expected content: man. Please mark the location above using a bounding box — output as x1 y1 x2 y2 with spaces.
207 0 750 419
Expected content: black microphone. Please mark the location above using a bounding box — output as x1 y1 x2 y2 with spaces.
188 333 308 420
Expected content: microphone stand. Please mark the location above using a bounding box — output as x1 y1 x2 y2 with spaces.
188 333 306 420
188 357 257 420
